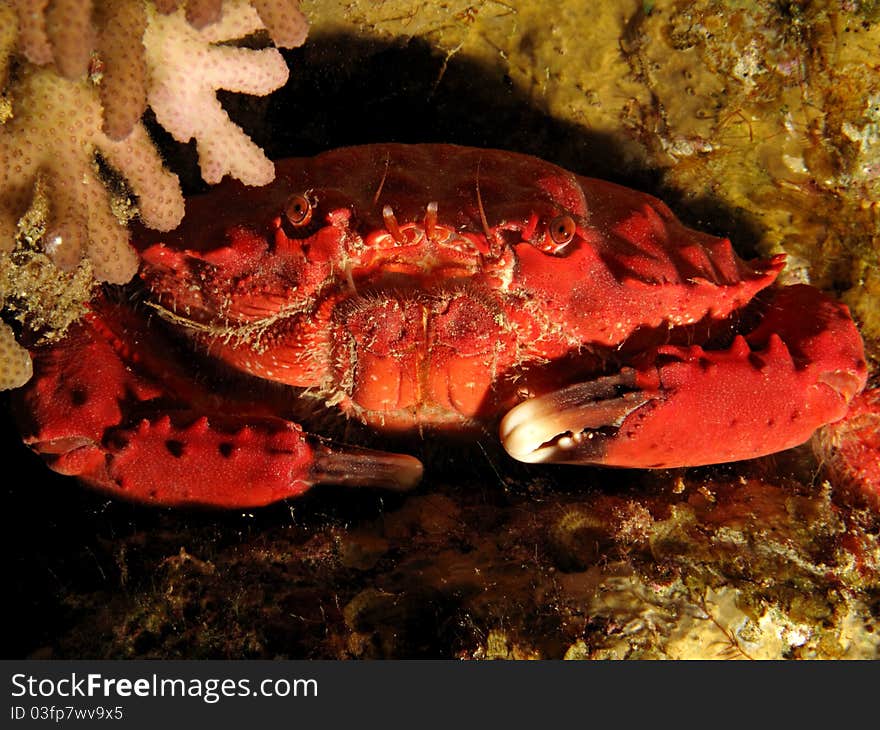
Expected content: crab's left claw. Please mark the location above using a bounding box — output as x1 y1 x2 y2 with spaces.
502 285 868 469
500 371 653 464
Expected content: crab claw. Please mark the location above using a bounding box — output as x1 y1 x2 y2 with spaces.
25 410 424 509
502 285 867 469
15 312 423 508
311 441 424 492
500 370 653 464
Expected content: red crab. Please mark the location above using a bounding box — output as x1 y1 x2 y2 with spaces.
15 144 868 507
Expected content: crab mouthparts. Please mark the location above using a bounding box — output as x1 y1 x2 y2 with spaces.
500 370 651 464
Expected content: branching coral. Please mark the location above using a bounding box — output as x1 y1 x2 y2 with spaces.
1 64 181 280
0 318 31 389
144 1 293 185
0 0 308 388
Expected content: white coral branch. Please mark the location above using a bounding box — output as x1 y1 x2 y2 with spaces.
144 0 290 185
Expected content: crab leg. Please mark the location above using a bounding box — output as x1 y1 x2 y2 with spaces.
501 285 868 469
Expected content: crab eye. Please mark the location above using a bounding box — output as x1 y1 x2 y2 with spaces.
284 193 312 226
539 215 576 254
549 215 576 245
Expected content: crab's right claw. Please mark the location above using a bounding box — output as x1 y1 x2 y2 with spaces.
15 316 423 509
311 441 424 492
